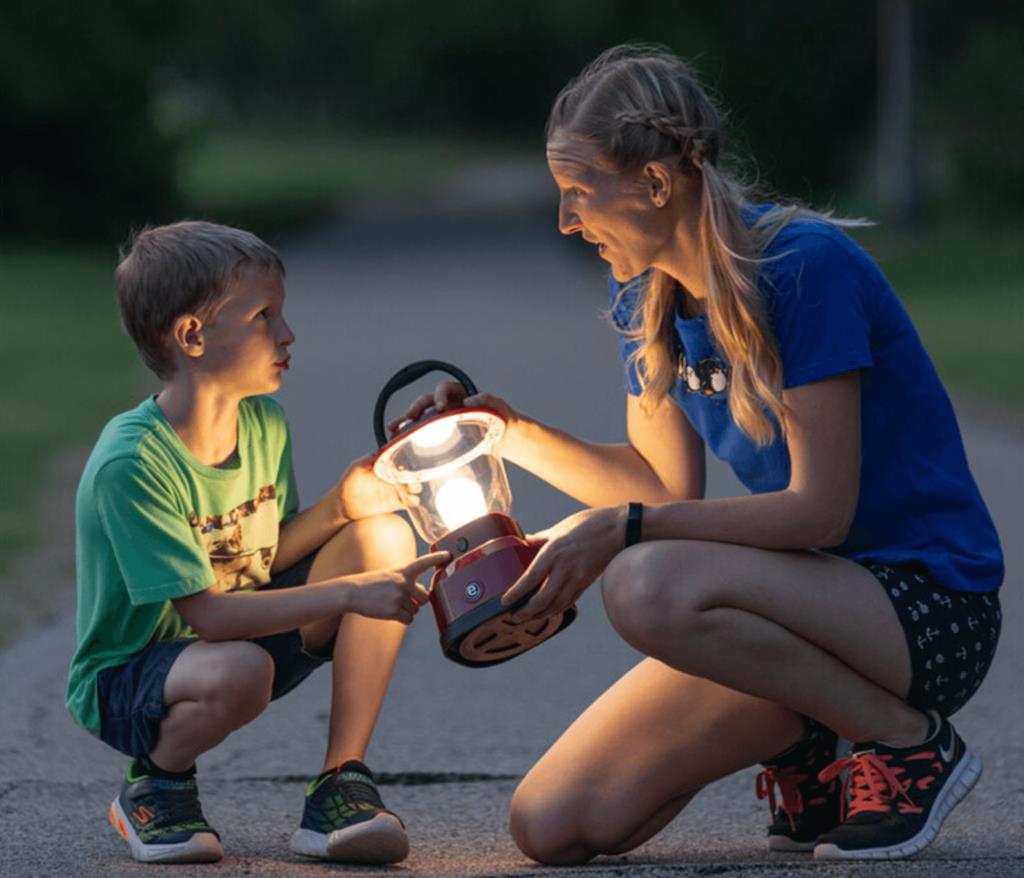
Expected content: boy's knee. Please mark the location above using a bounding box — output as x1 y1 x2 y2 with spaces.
331 513 416 568
194 642 274 723
351 513 415 552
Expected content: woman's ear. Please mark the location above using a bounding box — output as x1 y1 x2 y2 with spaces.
643 161 673 207
171 314 205 359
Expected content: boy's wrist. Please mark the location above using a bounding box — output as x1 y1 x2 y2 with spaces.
331 578 354 614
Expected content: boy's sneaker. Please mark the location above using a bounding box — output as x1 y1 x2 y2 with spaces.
108 760 222 863
290 760 409 863
814 711 982 860
756 719 842 851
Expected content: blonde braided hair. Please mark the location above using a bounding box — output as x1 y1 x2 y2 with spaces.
547 44 851 444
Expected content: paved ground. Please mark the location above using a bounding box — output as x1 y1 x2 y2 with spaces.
2 161 1022 877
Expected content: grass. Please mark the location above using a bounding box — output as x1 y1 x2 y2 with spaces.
852 221 1024 407
0 247 144 579
177 129 477 238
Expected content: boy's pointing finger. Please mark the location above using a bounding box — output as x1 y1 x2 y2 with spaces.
403 551 450 579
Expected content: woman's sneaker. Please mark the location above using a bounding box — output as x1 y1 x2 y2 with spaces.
756 719 842 851
290 760 409 863
108 760 223 863
813 711 982 860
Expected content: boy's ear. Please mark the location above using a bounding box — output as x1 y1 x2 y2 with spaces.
171 314 205 359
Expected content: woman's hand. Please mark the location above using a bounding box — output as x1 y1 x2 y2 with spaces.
342 552 450 624
335 454 404 522
386 380 518 447
500 506 627 622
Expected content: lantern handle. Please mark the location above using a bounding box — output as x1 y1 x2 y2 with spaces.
373 360 479 448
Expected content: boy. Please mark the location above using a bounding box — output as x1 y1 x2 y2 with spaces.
65 220 446 865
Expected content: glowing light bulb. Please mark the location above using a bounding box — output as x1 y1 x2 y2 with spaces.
435 477 487 531
411 417 457 450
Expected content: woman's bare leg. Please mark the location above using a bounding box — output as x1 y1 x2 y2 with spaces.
300 514 417 772
512 539 923 864
510 659 804 864
601 540 923 745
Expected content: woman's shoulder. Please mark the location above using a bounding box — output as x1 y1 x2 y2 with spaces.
753 208 894 313
758 208 872 274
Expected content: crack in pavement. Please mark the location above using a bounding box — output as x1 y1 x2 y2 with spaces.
236 771 521 786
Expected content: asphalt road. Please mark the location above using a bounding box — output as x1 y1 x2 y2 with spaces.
2 161 1021 877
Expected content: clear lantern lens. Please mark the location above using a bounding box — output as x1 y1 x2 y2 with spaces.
409 417 457 450
435 477 488 531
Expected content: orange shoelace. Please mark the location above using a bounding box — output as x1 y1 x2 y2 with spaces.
818 751 932 821
755 767 806 832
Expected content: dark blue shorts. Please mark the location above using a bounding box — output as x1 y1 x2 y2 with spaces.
865 561 1001 717
96 553 329 759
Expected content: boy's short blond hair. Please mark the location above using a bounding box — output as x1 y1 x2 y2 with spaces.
115 220 285 379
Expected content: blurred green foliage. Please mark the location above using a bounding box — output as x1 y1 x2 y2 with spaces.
858 223 1024 405
178 131 474 237
3 1 1021 240
0 1 189 240
924 23 1024 214
0 247 141 576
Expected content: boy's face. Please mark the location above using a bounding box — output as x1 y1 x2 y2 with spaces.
191 268 295 396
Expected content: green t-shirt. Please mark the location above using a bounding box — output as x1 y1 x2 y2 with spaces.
66 395 300 733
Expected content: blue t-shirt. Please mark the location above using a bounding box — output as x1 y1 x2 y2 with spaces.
611 213 1003 594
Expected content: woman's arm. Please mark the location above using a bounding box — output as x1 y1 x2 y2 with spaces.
393 382 705 507
504 371 861 621
504 393 705 506
641 371 861 549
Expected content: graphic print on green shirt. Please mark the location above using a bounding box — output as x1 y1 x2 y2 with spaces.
66 395 300 734
190 484 280 593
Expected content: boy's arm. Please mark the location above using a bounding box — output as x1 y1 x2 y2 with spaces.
176 552 446 640
272 490 348 572
272 455 404 573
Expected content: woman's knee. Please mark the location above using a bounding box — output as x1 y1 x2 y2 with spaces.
601 541 721 653
509 781 597 866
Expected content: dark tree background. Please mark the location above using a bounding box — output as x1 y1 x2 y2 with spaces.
2 0 1021 240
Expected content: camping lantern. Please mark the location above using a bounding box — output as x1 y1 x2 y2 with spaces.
372 360 576 667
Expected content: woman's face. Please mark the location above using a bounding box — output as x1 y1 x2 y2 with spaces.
546 134 677 282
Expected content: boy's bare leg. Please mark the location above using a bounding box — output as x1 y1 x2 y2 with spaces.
149 640 275 771
301 514 417 771
147 514 415 773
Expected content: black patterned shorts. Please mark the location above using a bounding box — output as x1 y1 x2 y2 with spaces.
864 561 1001 717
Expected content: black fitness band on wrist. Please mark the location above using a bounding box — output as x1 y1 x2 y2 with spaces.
624 502 643 548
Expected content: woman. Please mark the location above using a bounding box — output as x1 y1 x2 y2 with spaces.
396 45 1003 863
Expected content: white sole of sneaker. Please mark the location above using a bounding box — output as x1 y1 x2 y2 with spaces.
813 747 982 861
291 813 409 863
767 835 816 852
108 798 223 863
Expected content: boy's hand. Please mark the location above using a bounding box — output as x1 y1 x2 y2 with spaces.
336 454 404 522
344 552 450 624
